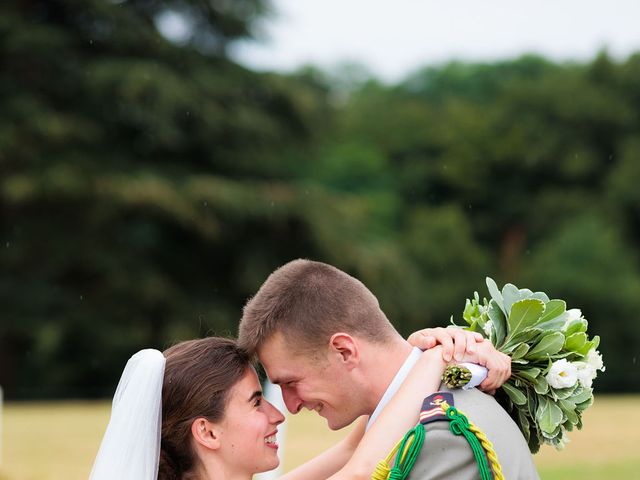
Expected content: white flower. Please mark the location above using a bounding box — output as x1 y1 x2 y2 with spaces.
574 361 596 388
586 349 605 372
567 309 582 321
483 320 493 337
546 359 578 389
562 309 583 330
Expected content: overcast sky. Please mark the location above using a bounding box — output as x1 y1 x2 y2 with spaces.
232 0 640 82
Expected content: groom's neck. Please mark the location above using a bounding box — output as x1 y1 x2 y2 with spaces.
362 337 414 414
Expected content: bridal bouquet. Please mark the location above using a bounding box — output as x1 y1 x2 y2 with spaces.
444 278 605 453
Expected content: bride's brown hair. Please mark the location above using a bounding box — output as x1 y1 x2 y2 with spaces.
158 337 251 480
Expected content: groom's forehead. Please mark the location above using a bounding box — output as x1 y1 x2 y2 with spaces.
258 334 316 378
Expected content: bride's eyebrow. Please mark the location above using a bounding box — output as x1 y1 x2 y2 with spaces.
248 390 263 402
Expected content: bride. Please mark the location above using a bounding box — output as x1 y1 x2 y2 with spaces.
90 330 508 480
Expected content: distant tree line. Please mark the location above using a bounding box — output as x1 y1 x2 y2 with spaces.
1 0 639 398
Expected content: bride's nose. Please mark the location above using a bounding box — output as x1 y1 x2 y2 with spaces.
265 399 285 425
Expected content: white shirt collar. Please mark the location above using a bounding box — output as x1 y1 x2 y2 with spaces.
366 346 422 430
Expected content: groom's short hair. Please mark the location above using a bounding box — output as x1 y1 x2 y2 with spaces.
238 259 398 355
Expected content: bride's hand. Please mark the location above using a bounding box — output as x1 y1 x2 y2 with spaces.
460 341 511 394
408 327 511 394
407 327 484 362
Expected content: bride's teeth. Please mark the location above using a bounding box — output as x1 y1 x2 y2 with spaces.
265 435 277 444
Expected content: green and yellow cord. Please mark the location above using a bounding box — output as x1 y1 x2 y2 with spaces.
372 402 504 480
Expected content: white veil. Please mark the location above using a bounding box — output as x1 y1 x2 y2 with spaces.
90 349 166 480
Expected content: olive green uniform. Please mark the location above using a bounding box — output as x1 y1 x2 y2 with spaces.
407 385 540 480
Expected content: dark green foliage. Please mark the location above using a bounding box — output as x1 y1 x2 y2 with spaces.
1 1 639 397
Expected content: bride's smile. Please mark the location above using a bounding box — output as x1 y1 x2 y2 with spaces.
214 368 285 476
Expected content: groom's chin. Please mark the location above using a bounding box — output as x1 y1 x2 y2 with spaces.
325 415 354 431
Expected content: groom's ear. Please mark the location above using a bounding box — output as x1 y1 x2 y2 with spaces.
191 417 222 450
329 333 359 369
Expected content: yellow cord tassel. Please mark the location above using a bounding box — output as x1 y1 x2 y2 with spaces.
371 435 409 480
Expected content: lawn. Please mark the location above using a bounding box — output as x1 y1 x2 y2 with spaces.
0 395 638 479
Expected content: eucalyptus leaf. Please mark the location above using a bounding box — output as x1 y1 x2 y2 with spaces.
576 397 594 412
569 387 593 404
565 318 588 336
502 381 527 405
559 399 578 424
486 277 505 315
531 291 550 303
537 397 563 434
502 283 521 316
518 367 541 382
537 312 569 331
564 332 587 352
551 386 577 400
534 375 549 394
577 338 597 356
537 299 566 324
541 425 562 440
511 343 530 360
508 299 545 337
503 328 543 352
488 299 507 346
518 409 531 443
525 332 565 359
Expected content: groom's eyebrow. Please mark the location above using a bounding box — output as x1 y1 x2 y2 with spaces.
269 374 297 385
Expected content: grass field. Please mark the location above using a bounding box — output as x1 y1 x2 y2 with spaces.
0 395 638 479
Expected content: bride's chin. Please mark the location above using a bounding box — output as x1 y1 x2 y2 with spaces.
255 457 280 475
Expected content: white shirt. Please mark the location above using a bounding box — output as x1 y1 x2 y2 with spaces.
366 346 422 430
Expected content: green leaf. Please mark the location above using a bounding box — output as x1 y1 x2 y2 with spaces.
551 386 577 400
577 337 598 356
569 387 593 404
486 277 505 315
503 328 542 352
531 291 551 303
576 397 594 412
518 367 541 382
534 375 549 394
488 299 507 346
537 299 566 325
512 343 530 360
518 409 531 443
502 283 521 316
565 318 588 336
508 298 545 336
559 399 578 424
537 397 564 434
525 332 565 359
502 381 527 405
564 332 587 352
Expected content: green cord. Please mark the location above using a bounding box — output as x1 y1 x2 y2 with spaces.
388 424 425 480
446 406 493 480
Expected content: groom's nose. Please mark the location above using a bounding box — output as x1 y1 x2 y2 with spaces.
282 390 303 414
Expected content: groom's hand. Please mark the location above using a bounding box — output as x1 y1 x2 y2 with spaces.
407 327 484 362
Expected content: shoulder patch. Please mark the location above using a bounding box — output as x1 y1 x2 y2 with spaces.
419 391 454 425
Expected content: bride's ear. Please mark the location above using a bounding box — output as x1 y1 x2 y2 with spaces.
191 417 222 450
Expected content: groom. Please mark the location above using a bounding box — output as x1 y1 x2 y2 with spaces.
238 259 539 479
